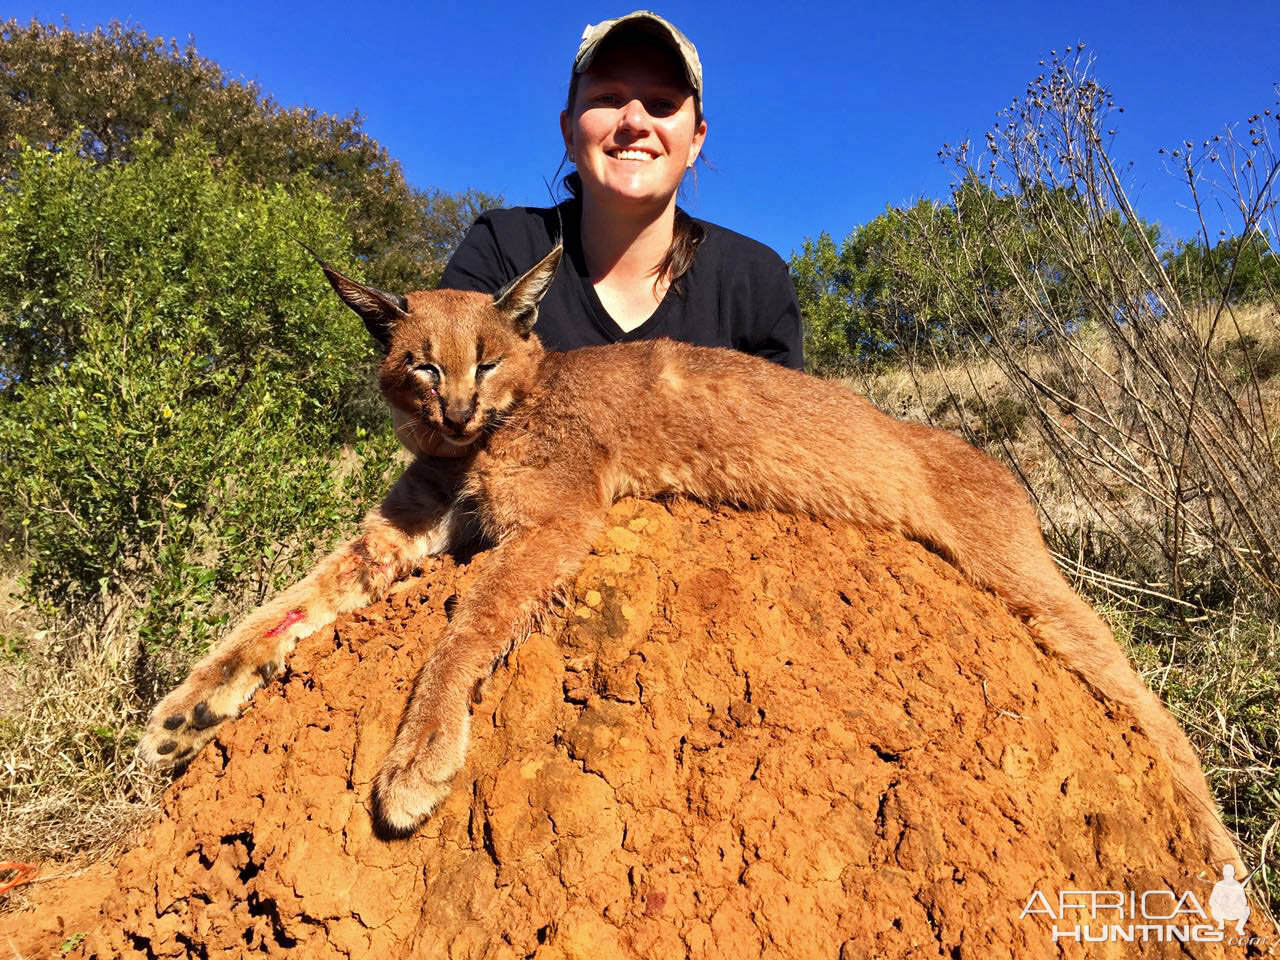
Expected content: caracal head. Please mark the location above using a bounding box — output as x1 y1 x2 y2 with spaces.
315 245 562 453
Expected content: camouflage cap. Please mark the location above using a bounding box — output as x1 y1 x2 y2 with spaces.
574 11 704 107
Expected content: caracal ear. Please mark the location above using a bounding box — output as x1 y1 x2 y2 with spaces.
493 244 562 338
295 239 407 349
321 264 408 350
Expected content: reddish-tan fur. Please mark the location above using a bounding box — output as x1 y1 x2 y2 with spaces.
139 247 1241 870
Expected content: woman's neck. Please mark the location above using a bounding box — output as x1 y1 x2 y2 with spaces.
577 193 677 288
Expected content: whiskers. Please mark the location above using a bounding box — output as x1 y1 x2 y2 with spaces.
480 406 516 436
393 412 434 453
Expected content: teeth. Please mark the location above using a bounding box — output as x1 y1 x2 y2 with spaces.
613 149 653 161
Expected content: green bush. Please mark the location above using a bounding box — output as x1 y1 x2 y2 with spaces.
790 176 1169 377
0 18 499 292
789 196 1016 375
789 211 922 375
789 229 886 375
1165 234 1280 305
0 136 397 681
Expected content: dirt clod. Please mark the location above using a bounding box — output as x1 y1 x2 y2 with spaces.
1 500 1267 958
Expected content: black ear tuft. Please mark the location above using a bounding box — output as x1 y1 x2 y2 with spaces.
293 236 407 348
493 244 562 338
320 266 408 349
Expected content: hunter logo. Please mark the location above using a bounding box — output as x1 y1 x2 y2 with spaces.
1020 862 1269 947
1209 864 1250 934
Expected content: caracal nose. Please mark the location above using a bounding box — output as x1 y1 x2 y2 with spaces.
441 400 476 433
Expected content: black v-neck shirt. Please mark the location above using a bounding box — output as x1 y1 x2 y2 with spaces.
438 201 804 370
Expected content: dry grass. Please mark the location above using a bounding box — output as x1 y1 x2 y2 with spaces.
882 47 1278 905
0 603 164 862
860 304 1280 585
0 570 36 718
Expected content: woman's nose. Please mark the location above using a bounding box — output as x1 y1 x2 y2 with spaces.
617 99 652 133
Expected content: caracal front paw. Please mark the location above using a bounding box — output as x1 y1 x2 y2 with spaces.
371 706 471 838
137 646 286 767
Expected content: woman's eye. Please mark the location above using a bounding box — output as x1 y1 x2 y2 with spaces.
650 99 678 116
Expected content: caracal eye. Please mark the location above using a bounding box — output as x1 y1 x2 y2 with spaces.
415 363 442 388
476 359 501 378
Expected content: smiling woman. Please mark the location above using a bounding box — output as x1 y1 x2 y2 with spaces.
439 10 803 371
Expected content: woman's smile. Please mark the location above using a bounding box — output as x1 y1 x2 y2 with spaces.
609 147 657 161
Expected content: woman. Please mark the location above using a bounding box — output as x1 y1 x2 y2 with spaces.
439 11 803 370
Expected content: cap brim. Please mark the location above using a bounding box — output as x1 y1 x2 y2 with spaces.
574 13 702 102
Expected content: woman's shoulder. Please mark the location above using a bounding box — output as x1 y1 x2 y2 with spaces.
441 202 573 293
685 213 790 278
471 202 571 247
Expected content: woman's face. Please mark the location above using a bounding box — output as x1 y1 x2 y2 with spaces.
561 40 707 212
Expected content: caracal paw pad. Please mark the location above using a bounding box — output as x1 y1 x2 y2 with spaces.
137 655 282 768
137 703 224 768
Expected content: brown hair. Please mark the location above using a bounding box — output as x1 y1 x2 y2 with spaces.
562 31 706 294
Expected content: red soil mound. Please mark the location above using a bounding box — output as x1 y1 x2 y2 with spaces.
1 499 1265 958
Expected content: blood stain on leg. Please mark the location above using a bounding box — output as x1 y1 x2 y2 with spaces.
265 608 305 638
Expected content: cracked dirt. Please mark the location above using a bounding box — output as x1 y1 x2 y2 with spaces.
1 499 1266 958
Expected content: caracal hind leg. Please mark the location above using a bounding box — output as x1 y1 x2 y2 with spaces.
1021 578 1243 873
138 458 470 767
373 503 606 836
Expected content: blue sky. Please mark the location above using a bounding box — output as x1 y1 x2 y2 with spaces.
18 0 1280 259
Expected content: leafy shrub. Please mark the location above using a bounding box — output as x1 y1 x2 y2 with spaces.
0 136 398 688
0 18 499 291
789 209 944 375
1166 234 1280 306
